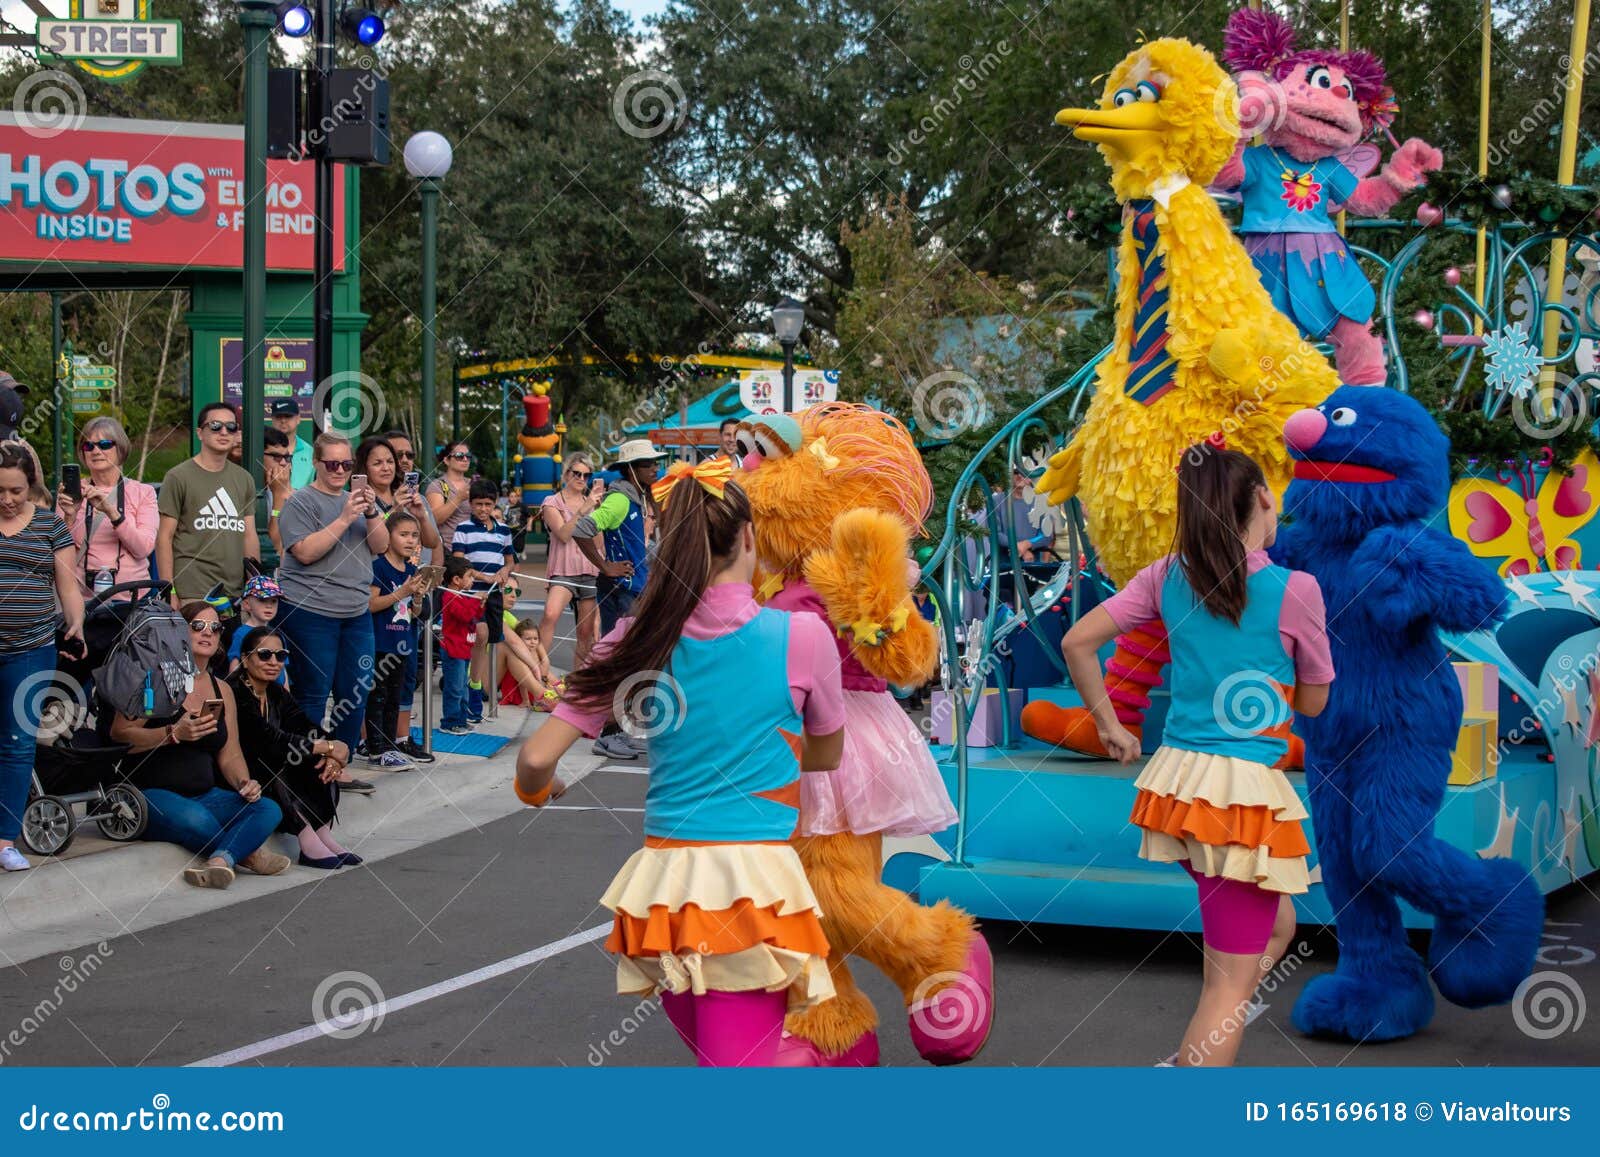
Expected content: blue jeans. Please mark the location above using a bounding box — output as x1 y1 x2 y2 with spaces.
399 644 420 713
141 787 283 867
275 601 376 752
441 656 469 729
596 577 637 637
0 644 56 841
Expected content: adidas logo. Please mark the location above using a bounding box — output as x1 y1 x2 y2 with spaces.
192 488 246 534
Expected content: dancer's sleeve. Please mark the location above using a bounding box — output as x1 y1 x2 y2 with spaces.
1281 571 1336 684
789 613 846 737
550 618 635 737
1099 555 1173 634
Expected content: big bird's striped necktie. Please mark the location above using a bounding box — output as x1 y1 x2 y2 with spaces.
1124 199 1176 406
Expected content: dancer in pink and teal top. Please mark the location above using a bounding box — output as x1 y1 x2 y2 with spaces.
514 460 846 1066
1060 439 1334 1066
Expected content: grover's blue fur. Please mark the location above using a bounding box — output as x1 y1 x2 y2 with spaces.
1274 386 1543 1042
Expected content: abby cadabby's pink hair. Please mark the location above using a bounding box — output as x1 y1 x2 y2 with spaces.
1222 7 1390 133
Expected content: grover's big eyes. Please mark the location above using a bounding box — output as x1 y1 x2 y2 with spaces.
1112 87 1139 108
1330 407 1358 426
754 432 788 460
1307 66 1334 90
1135 81 1161 102
735 432 756 458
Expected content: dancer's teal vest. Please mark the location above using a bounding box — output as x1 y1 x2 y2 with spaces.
1159 561 1296 766
643 608 803 842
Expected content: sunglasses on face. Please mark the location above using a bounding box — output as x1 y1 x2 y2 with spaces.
320 459 355 472
81 439 117 453
394 449 415 460
250 648 291 663
264 452 292 463
203 421 241 434
448 451 472 461
188 620 224 636
570 471 592 481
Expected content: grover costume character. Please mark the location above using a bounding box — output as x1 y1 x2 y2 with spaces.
1275 386 1543 1041
1215 7 1442 386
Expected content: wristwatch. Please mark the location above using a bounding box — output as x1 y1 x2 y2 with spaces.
109 513 125 528
364 509 381 519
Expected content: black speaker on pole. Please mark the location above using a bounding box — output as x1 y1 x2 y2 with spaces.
267 68 303 160
324 68 391 166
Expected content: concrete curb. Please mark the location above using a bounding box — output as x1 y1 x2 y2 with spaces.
0 713 605 968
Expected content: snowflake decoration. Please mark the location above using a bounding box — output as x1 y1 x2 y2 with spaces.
1483 321 1541 398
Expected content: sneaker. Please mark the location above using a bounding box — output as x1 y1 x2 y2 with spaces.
622 734 649 757
398 739 437 764
0 846 31 872
375 751 415 772
439 724 472 736
338 777 377 795
354 740 370 761
592 733 640 760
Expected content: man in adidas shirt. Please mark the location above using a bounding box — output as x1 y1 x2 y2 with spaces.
157 402 260 604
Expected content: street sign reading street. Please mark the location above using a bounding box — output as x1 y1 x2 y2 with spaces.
71 400 104 414
73 364 115 379
37 19 183 63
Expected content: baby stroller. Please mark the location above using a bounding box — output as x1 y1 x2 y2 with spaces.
19 580 167 856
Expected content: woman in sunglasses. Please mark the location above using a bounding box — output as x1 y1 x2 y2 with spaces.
110 603 289 888
426 441 474 567
538 451 604 667
273 433 388 762
57 416 158 601
356 435 441 556
228 626 358 869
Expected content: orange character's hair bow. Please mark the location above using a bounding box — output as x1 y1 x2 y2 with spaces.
651 457 734 507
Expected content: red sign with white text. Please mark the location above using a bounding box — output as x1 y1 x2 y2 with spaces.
0 112 344 272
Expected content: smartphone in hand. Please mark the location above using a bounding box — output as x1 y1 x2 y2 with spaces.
403 470 421 490
62 463 81 501
202 698 225 722
350 473 368 493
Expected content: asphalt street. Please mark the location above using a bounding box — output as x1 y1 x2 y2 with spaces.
2 751 1596 1068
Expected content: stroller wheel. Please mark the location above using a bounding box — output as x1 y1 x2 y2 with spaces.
96 785 148 842
21 795 75 857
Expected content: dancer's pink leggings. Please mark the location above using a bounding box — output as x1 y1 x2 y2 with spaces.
1183 862 1280 955
659 988 788 1067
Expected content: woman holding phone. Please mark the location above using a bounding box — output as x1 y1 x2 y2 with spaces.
111 602 289 889
357 436 440 556
55 416 158 600
538 452 604 667
273 433 389 757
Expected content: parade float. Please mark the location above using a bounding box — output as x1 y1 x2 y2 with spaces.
889 3 1600 942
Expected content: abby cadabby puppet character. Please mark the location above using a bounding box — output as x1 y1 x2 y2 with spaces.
1214 6 1442 386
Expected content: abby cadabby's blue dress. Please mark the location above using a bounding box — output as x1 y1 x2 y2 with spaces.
1237 146 1375 340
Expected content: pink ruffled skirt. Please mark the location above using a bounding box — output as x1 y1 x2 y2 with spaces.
800 689 959 839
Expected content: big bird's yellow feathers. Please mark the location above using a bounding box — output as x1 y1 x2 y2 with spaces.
1041 37 1338 585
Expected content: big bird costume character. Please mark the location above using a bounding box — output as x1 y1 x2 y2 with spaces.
1020 36 1340 757
737 404 994 1067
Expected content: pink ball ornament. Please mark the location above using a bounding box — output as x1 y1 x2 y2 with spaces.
1413 309 1436 330
1444 267 1462 287
1416 203 1444 227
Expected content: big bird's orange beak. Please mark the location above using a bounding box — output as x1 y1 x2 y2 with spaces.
1054 102 1167 162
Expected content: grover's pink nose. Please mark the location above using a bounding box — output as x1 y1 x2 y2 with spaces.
1283 409 1328 453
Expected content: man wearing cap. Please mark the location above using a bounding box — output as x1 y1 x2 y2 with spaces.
227 576 284 678
272 401 315 490
0 371 27 442
571 440 663 760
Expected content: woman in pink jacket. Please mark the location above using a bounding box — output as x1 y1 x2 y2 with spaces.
56 416 158 600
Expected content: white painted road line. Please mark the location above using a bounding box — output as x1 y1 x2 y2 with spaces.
542 805 646 813
594 765 651 775
189 924 612 1067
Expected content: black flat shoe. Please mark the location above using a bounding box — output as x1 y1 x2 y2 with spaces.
298 853 342 870
336 852 364 866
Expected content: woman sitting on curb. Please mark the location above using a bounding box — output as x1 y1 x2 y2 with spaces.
228 626 360 870
111 602 289 889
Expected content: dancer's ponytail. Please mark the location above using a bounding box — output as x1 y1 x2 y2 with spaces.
563 476 752 715
1174 442 1269 625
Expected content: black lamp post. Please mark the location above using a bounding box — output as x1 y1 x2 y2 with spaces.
771 297 805 412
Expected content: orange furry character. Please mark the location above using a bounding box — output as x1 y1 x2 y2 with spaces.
738 403 994 1066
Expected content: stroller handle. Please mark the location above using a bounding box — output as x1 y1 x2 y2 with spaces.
87 578 174 614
